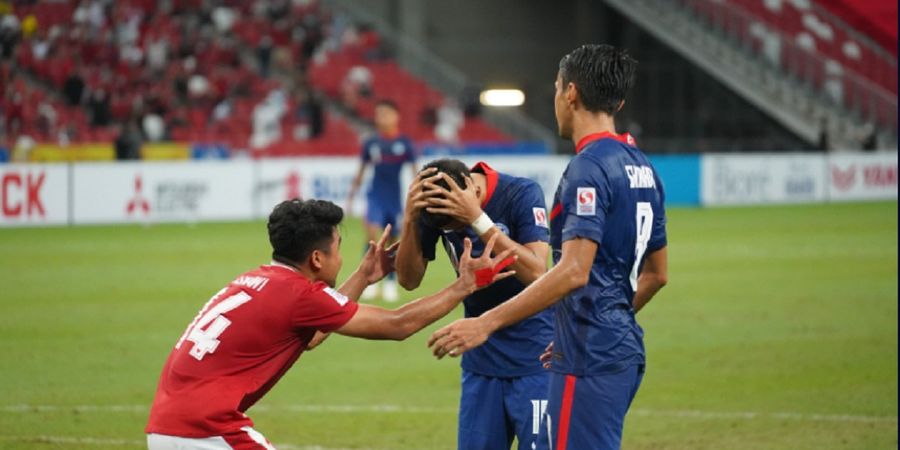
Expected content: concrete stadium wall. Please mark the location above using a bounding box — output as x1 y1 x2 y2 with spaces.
0 153 895 227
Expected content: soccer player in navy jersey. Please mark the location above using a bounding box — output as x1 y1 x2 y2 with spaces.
395 159 553 450
347 99 417 302
426 44 669 450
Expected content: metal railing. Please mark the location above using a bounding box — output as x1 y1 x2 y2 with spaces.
678 0 897 133
322 0 559 152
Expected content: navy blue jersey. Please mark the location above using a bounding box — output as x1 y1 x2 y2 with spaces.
362 134 415 211
548 132 667 376
420 162 553 377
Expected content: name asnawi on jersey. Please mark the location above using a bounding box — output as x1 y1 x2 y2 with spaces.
233 275 270 292
625 165 656 189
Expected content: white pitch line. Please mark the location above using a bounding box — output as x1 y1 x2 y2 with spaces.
2 403 896 423
628 408 897 423
0 435 373 450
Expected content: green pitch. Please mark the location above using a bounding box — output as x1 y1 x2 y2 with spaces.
1 202 896 449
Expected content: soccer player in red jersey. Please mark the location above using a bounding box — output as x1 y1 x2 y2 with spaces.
146 198 514 450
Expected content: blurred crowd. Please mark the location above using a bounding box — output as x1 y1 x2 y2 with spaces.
0 0 365 157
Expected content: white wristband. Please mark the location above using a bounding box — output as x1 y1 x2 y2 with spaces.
470 212 495 235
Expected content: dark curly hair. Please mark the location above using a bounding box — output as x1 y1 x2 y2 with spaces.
558 44 638 115
267 199 343 265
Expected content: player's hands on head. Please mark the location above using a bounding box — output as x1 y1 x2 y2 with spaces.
456 234 516 295
427 317 491 360
422 173 482 224
358 224 400 284
405 167 441 219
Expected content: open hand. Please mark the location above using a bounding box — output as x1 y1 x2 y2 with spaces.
456 233 517 295
358 225 400 284
423 173 482 224
427 317 492 359
405 167 441 220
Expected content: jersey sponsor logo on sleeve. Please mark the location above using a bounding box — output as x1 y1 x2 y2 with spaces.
323 287 350 306
576 187 596 216
533 207 549 228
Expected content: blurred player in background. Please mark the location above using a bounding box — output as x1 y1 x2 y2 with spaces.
427 44 669 450
395 159 552 450
146 198 514 450
347 99 418 302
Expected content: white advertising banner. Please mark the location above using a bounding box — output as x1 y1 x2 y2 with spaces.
71 161 255 224
827 152 898 201
256 155 571 218
0 164 69 226
701 154 828 206
255 157 377 219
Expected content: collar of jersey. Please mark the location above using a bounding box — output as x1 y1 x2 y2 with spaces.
470 161 499 208
268 261 298 272
575 131 636 153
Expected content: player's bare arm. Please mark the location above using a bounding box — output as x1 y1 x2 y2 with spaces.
395 167 441 290
304 224 399 351
345 161 368 217
428 237 597 359
632 246 668 313
423 173 550 284
336 234 517 341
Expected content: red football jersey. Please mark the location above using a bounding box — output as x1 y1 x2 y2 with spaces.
146 263 359 437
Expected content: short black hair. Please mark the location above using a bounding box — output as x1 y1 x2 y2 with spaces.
375 99 399 111
558 44 637 115
418 159 470 229
267 199 343 265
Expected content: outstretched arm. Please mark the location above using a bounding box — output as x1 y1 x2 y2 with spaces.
633 246 668 313
428 237 596 358
336 234 516 341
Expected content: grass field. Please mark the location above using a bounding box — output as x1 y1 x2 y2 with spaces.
1 202 897 449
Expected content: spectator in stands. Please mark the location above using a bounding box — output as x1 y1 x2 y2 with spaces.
36 100 57 138
293 88 324 140
145 36 168 74
4 89 22 135
434 99 463 144
257 35 273 78
142 112 166 142
0 13 20 60
88 88 111 127
460 85 482 118
211 96 233 124
114 120 142 160
30 28 49 60
340 65 372 115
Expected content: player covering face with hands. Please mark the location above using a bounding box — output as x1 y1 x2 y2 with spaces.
396 160 553 450
145 198 515 450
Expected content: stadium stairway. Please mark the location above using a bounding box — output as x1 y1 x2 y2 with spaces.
602 0 898 150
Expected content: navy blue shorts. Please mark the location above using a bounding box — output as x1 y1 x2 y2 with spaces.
458 370 550 450
365 198 400 231
535 365 644 450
